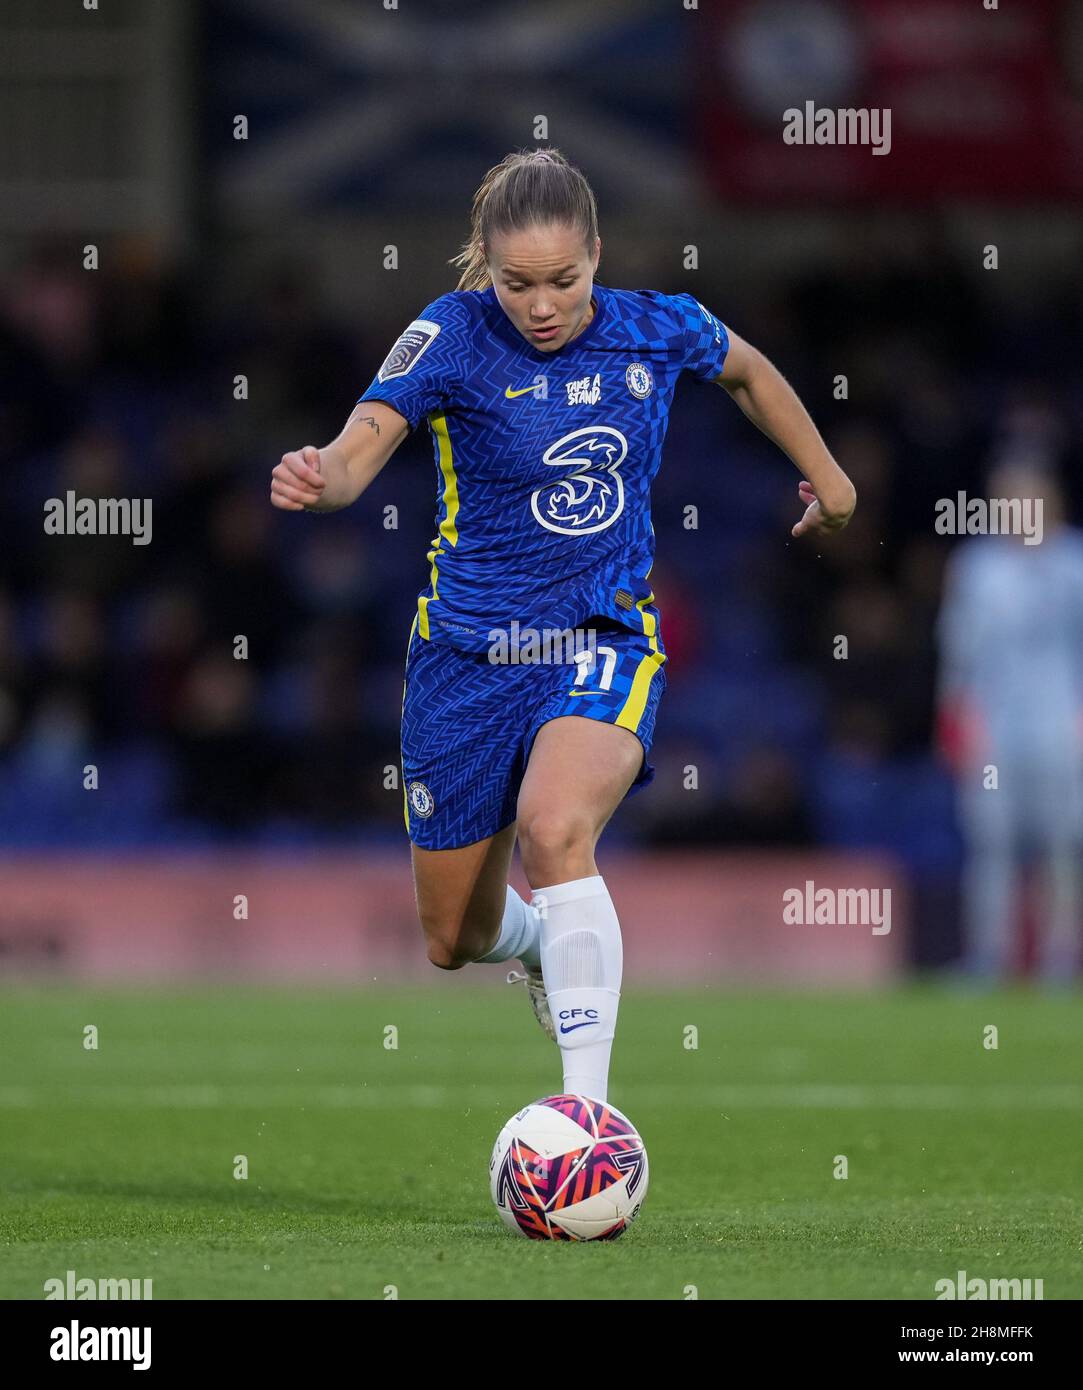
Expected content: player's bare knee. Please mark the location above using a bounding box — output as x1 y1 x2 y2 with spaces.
517 809 594 878
420 909 499 971
425 935 473 971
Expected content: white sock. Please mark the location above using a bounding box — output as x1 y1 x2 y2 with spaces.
476 885 541 971
533 875 622 1103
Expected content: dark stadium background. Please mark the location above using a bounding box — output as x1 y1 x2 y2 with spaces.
2 0 1081 978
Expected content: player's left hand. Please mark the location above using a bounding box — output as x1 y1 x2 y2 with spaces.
791 480 855 538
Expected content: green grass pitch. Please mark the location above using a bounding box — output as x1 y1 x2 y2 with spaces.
1 982 1079 1299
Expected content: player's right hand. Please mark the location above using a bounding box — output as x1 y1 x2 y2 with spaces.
270 446 326 510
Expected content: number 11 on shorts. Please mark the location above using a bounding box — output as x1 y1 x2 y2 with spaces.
573 645 617 690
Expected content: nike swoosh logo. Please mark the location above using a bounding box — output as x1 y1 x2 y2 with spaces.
505 384 539 398
567 689 593 697
559 1020 600 1034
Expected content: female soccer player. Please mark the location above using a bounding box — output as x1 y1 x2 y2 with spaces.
270 148 855 1105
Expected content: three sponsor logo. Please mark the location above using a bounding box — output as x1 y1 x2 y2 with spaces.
531 426 627 536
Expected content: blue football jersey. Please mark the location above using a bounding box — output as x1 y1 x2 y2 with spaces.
356 281 730 653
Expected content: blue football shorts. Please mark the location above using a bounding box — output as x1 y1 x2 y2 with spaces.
399 615 667 849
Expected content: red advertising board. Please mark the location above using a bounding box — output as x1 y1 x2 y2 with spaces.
694 0 1083 200
0 851 906 985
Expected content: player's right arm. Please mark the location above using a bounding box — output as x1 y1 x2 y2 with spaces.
270 400 409 513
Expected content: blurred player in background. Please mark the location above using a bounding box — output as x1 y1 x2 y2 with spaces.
937 461 1083 984
270 148 856 1101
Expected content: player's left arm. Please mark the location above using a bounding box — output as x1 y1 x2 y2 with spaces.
715 331 856 538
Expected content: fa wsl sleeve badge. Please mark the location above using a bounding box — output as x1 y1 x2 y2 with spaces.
377 319 441 382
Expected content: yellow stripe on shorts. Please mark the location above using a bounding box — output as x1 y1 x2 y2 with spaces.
401 611 419 830
614 590 667 733
615 649 666 734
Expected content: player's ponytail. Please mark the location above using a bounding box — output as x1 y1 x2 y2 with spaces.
449 147 598 293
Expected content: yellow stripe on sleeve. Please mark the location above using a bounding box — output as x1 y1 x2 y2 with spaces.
417 413 459 640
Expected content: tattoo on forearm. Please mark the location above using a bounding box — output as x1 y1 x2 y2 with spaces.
359 415 380 435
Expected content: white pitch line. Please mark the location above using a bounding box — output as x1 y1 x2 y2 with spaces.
0 1084 1079 1111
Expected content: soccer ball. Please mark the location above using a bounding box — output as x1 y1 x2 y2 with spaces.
489 1094 649 1240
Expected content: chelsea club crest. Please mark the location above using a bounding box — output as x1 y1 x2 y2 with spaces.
625 362 653 399
408 781 435 818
